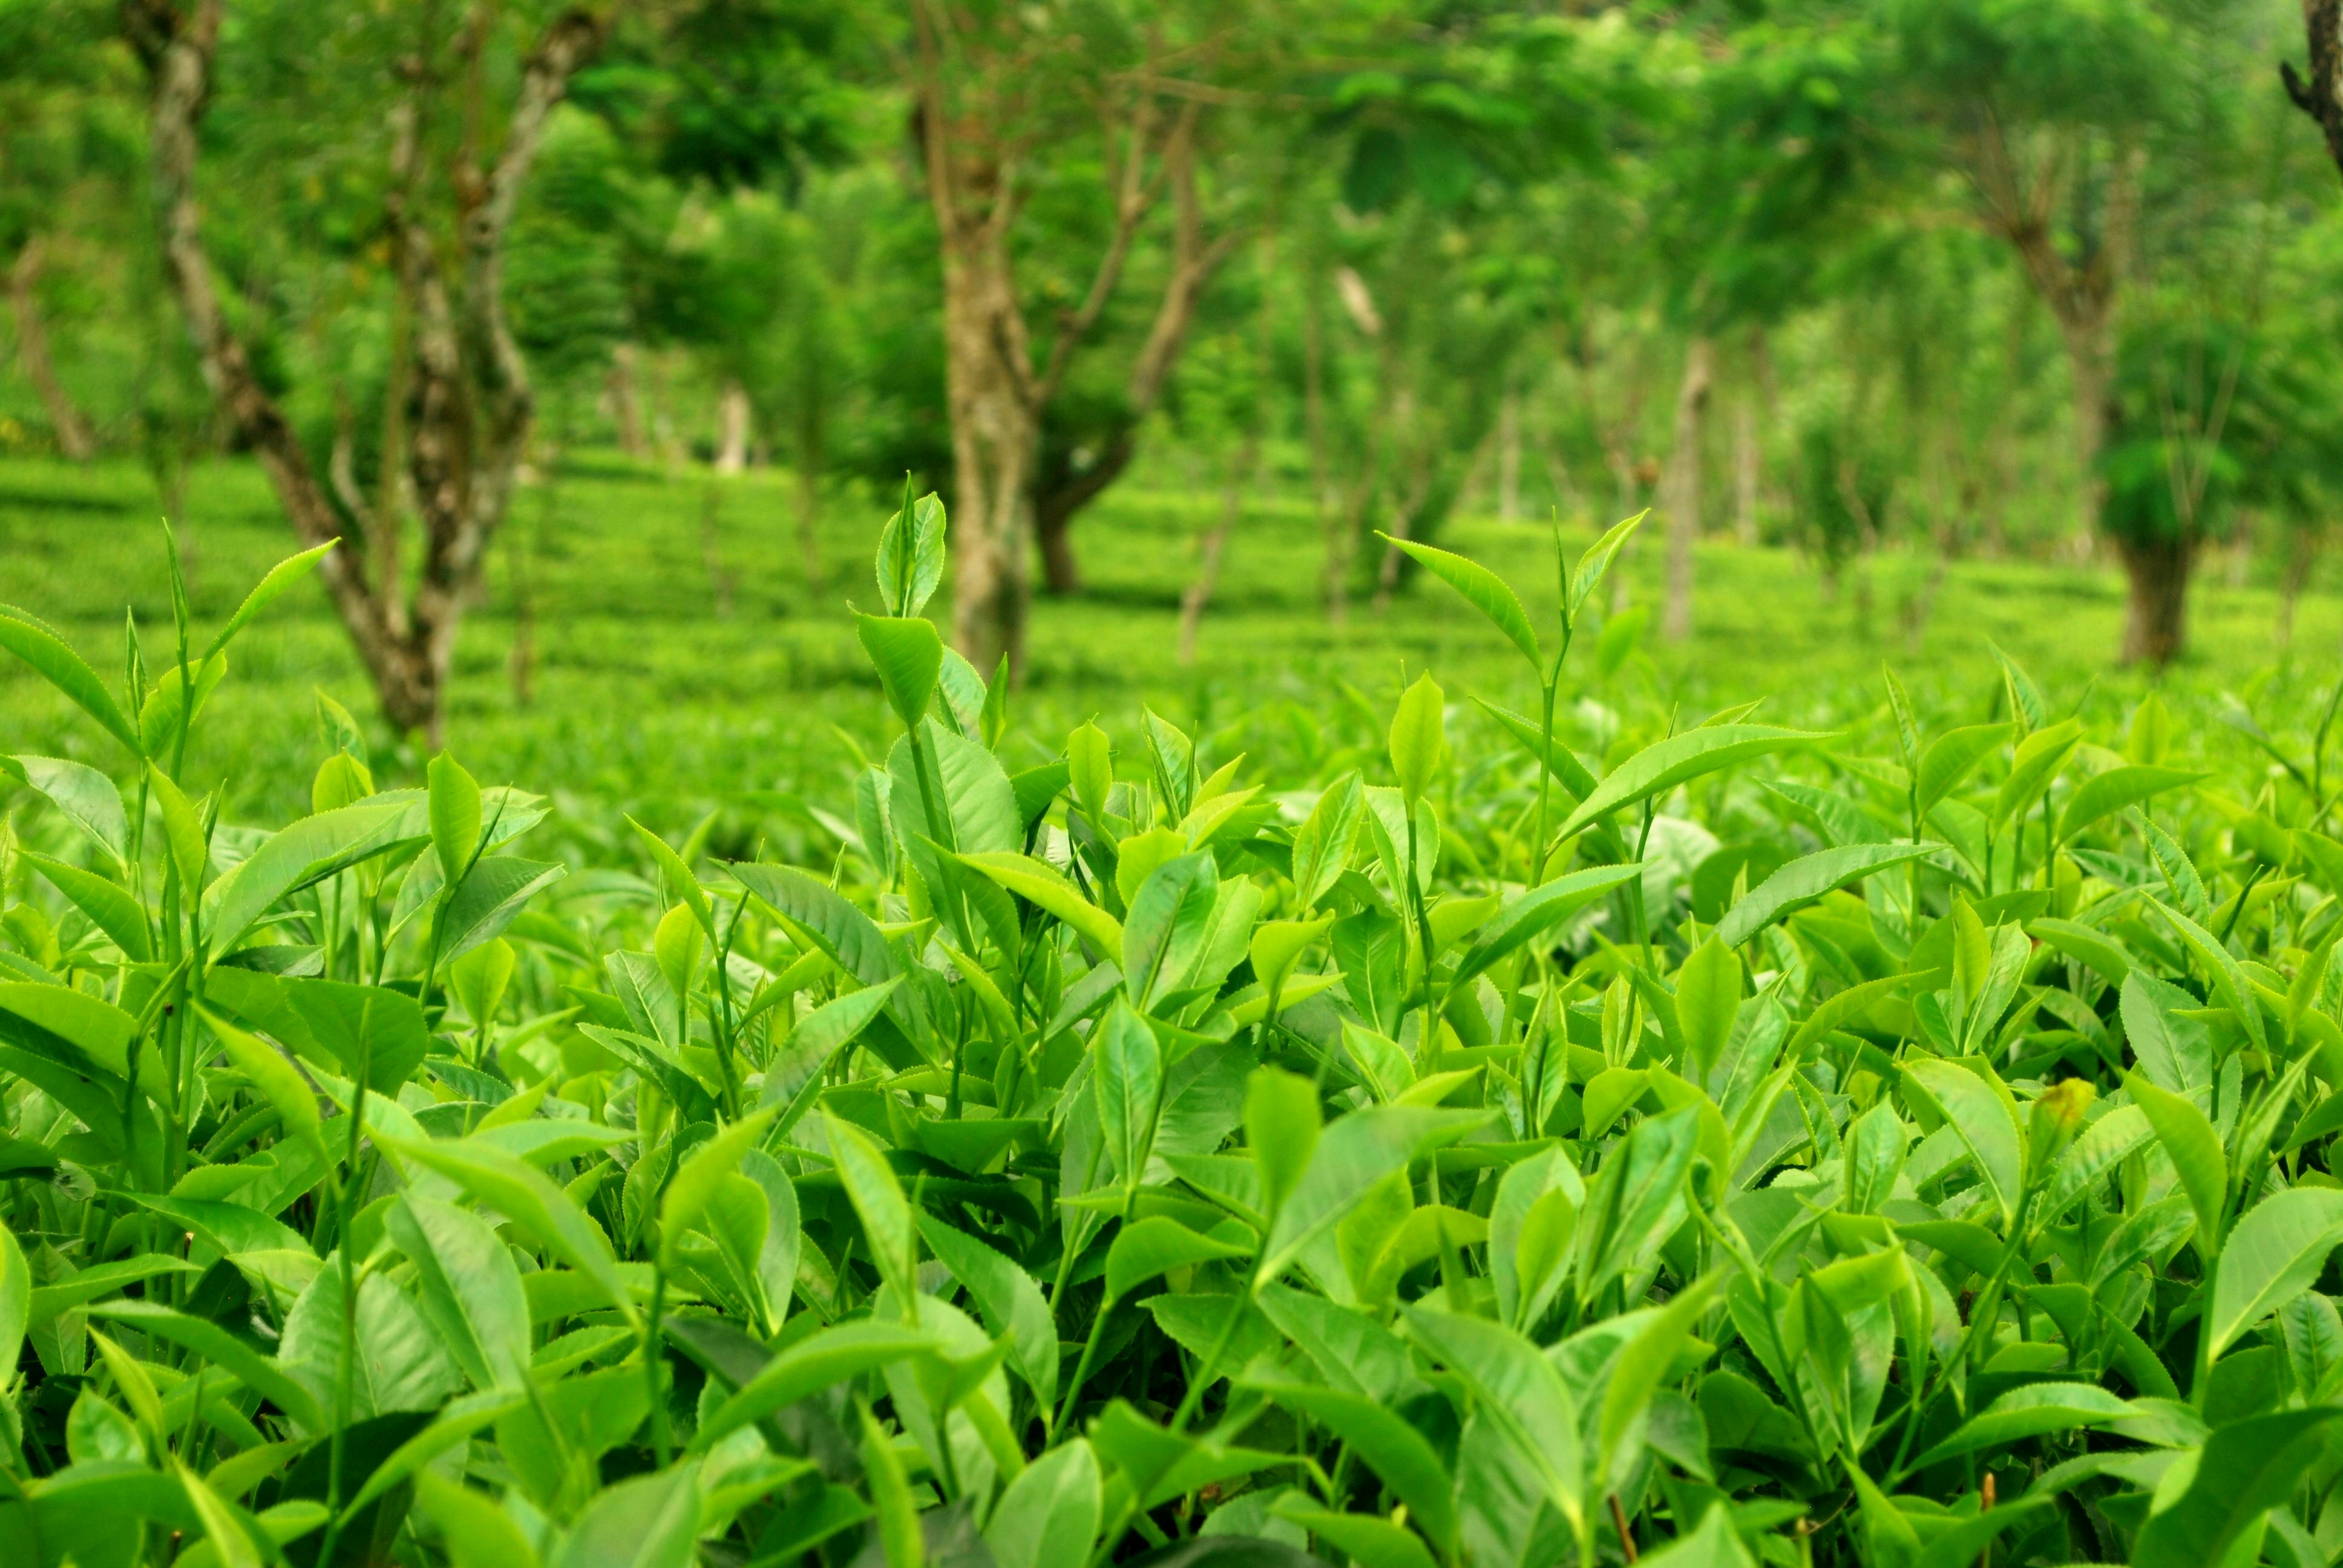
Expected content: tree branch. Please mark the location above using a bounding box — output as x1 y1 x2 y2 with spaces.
1032 93 1182 405
2287 0 2343 180
411 2 611 679
131 0 422 714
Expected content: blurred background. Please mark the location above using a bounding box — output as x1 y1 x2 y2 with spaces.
7 0 2343 821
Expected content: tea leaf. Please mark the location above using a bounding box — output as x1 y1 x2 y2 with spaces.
0 606 143 754
1556 726 1827 840
1379 535 1539 667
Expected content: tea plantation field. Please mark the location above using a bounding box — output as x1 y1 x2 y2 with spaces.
2 454 2333 825
5 463 2343 1568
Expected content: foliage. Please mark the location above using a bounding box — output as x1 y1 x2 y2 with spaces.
8 505 2343 1567
13 0 2343 679
2099 317 2343 550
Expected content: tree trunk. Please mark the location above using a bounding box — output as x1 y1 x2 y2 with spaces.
1971 116 2133 557
1732 391 1759 547
1304 281 1346 624
1496 382 1522 523
1371 377 1424 615
126 0 601 743
1662 336 1714 642
908 30 1041 671
714 381 750 475
2115 532 2192 667
936 237 1038 677
1035 434 1141 596
1035 488 1088 595
130 0 425 725
1021 112 1233 596
608 342 645 456
1372 391 1437 615
2279 525 2318 649
384 9 603 745
793 410 825 592
700 482 735 616
7 240 97 462
2062 325 2113 552
2284 0 2343 181
1177 477 1239 665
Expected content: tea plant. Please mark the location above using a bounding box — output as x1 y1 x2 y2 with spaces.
5 500 2343 1568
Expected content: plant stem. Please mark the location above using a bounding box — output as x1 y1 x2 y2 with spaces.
1056 1183 1140 1434
1167 1278 1256 1435
313 1038 372 1568
644 1264 672 1465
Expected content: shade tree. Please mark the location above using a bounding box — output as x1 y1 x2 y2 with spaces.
903 0 1265 676
0 0 136 462
122 0 618 741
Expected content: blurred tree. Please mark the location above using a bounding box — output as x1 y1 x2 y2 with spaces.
1313 9 1634 615
577 0 869 573
1649 7 1893 640
1886 0 2161 546
1881 0 2256 662
905 0 1265 675
2284 1 2343 183
2099 317 2343 661
0 0 134 462
121 0 614 741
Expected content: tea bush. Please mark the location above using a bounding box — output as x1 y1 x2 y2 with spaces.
4 500 2343 1568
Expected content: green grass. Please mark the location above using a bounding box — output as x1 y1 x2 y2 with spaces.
4 452 2335 823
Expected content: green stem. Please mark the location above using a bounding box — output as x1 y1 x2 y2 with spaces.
1167 1276 1256 1435
1908 785 1924 931
2192 1252 2220 1414
711 906 744 1119
314 1039 372 1568
644 1266 673 1466
1532 670 1561 885
1055 1290 1118 1438
1056 1183 1141 1434
1889 1188 2036 1485
1404 805 1438 1064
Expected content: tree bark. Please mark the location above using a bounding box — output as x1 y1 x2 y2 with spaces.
130 0 423 722
1372 384 1435 615
919 114 1039 676
714 380 750 475
1662 336 1713 642
2285 0 2343 181
2059 322 2114 549
2115 531 2192 667
7 240 97 461
1035 469 1102 595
